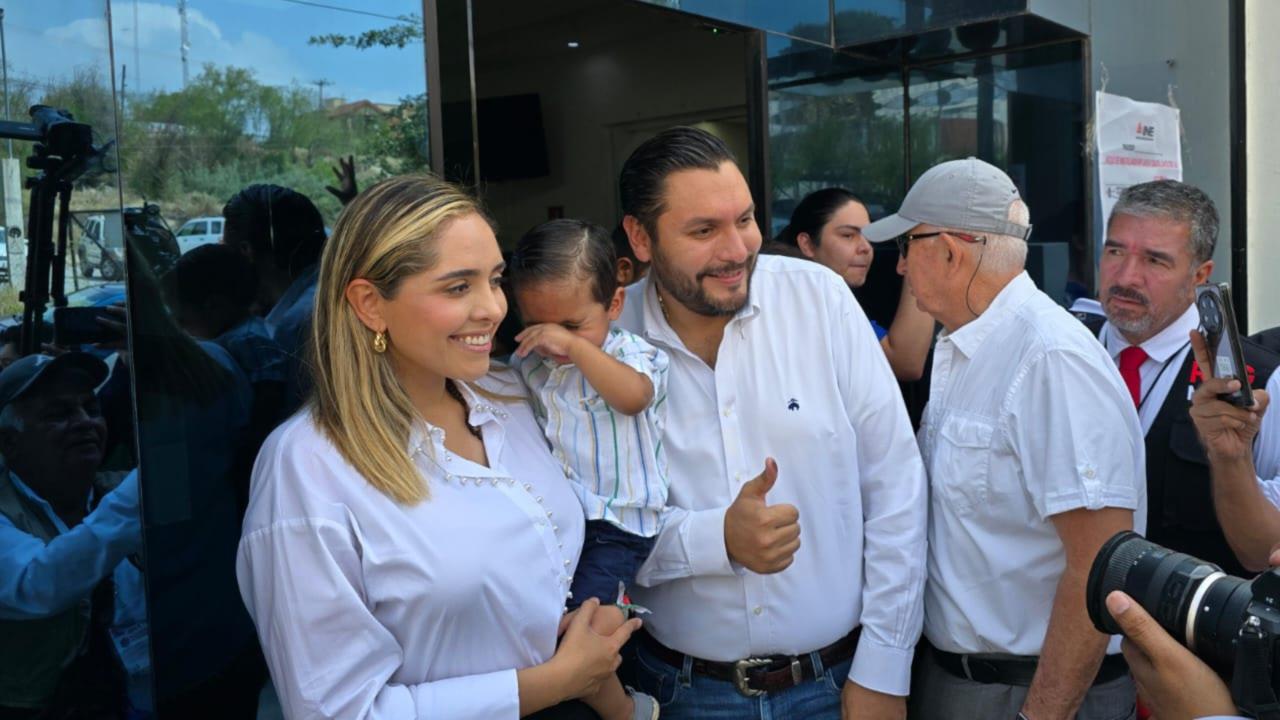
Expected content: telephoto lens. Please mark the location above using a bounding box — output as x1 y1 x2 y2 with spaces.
1087 531 1254 675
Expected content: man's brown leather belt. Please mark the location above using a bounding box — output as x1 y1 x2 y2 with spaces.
638 627 861 697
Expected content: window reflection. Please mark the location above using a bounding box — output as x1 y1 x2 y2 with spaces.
833 0 1023 48
908 41 1087 301
767 35 906 235
768 35 1088 309
0 3 147 718
108 1 431 717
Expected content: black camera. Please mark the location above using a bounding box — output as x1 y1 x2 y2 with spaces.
0 105 111 355
1087 531 1280 718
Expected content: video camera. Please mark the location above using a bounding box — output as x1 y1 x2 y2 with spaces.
0 105 94 159
1087 531 1280 719
0 105 113 355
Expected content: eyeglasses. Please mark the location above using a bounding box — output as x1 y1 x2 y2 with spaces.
895 230 986 258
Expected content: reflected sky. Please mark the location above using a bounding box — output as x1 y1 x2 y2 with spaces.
4 0 426 113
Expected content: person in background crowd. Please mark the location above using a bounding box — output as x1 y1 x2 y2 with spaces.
615 126 927 720
776 187 936 381
864 157 1145 719
237 174 639 720
0 353 146 719
165 243 289 468
1251 325 1280 357
325 155 360 207
1094 180 1280 576
1069 294 1108 336
0 338 19 371
222 184 327 414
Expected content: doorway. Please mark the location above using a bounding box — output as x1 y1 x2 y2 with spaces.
470 0 752 246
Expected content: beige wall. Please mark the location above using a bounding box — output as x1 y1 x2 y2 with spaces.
1247 0 1280 332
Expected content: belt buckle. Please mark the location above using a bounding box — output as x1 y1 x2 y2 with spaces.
732 657 771 697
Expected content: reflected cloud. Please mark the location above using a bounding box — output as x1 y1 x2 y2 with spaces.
39 2 304 91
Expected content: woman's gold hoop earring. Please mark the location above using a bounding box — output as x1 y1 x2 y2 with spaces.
372 331 388 354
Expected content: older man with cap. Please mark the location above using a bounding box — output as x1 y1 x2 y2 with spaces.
862 158 1146 720
0 353 145 718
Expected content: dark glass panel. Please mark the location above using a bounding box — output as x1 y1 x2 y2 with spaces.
834 0 1023 48
636 0 832 43
908 40 1087 300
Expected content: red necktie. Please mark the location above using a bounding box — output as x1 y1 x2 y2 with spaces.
1119 346 1149 408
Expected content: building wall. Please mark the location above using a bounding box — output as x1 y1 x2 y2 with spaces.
1246 0 1280 333
1086 0 1234 283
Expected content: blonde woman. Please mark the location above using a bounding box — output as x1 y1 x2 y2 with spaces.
236 175 641 719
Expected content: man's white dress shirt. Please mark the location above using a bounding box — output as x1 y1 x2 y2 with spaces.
921 272 1146 656
1101 304 1280 505
236 373 585 720
616 255 928 696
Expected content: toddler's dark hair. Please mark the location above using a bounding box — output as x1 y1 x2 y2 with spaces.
509 219 618 305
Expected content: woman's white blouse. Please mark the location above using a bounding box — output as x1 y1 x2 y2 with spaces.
236 376 584 720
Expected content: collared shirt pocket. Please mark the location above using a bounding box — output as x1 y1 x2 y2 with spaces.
932 415 995 515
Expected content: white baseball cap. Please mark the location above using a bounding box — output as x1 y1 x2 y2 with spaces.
862 157 1032 243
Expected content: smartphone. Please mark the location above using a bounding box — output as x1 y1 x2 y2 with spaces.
1195 282 1254 407
53 306 122 347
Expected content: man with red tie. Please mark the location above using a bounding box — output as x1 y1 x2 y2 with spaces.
1098 179 1280 577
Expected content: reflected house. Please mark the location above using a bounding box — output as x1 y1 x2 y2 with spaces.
325 99 395 133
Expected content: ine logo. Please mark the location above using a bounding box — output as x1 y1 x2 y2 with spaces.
1135 122 1156 140
787 398 800 411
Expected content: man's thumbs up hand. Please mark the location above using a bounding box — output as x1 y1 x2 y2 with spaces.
738 456 778 500
725 458 801 574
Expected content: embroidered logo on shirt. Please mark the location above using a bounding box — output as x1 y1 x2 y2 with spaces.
787 398 800 411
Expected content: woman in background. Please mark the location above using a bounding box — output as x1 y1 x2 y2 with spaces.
776 188 935 381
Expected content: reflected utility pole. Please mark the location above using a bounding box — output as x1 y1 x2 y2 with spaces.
133 0 141 89
1 8 11 158
313 79 332 110
178 0 190 86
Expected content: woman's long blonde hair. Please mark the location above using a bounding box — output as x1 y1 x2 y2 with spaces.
310 174 488 504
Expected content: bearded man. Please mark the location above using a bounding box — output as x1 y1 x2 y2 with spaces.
613 126 928 720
